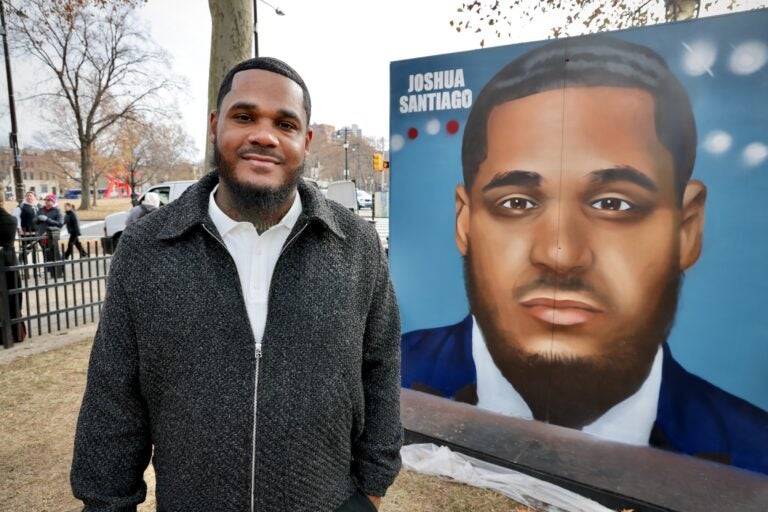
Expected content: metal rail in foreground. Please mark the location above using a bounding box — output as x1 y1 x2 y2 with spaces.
401 389 768 512
1 237 111 349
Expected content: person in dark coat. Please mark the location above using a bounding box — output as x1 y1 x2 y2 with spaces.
0 194 25 344
18 190 39 265
19 190 39 235
35 194 65 276
63 202 88 258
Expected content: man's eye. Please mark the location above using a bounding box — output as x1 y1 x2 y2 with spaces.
278 121 297 130
590 198 633 211
234 114 252 121
500 197 537 210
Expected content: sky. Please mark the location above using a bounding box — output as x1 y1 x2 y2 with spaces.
1 0 558 161
2 1 759 161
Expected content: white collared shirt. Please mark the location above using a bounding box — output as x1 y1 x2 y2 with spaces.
208 185 302 343
471 316 663 446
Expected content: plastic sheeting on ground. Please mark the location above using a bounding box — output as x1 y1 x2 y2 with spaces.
400 443 613 512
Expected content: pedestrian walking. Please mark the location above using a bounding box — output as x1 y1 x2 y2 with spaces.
63 203 88 259
71 57 402 511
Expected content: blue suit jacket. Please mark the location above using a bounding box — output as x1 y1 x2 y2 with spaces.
402 315 768 475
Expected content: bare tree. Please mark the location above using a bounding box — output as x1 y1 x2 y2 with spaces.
451 0 768 46
107 115 197 199
7 0 179 210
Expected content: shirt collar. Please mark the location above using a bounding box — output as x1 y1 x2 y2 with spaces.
208 183 302 238
471 315 662 446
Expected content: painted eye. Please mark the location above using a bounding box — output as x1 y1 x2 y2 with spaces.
590 198 632 211
500 197 537 209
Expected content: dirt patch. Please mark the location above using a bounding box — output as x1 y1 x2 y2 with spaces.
0 339 530 511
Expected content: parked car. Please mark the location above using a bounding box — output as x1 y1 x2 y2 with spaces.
356 189 372 209
101 180 197 254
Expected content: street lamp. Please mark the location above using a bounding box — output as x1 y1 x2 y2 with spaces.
342 127 349 181
253 0 285 58
0 0 24 201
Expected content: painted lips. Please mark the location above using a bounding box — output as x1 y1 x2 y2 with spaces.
520 298 602 326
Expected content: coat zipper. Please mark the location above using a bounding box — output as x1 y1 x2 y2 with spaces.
204 221 308 512
202 225 260 511
251 341 261 512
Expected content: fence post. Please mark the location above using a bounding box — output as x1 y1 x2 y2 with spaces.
46 227 64 278
0 248 14 349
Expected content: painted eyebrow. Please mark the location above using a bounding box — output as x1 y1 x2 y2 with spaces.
227 101 303 125
589 166 658 192
482 170 542 191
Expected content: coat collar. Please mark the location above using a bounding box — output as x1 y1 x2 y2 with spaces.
157 170 345 241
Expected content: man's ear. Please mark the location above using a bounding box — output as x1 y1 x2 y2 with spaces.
456 184 470 256
304 128 313 154
208 111 218 144
679 179 707 270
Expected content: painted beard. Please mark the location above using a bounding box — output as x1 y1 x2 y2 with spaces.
463 250 682 429
212 143 305 218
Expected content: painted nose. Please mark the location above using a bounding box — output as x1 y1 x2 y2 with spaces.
529 208 593 275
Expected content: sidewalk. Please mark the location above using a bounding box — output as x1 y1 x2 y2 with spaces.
0 323 97 365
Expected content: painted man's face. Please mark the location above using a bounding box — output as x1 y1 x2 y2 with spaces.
455 87 706 427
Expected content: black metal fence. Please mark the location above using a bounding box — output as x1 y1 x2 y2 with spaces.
1 230 111 349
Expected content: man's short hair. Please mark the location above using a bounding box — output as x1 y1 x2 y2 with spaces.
462 35 697 200
216 57 312 124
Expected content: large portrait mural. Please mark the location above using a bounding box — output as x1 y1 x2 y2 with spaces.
390 9 768 475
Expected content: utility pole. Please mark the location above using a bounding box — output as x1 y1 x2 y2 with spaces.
0 0 24 201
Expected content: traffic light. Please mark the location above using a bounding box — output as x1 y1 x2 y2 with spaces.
373 153 383 171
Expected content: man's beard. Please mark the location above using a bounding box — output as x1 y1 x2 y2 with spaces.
212 143 304 219
464 249 682 429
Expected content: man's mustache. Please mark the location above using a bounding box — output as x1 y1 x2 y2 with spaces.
237 146 285 164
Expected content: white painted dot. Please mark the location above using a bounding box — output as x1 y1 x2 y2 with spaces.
425 119 440 135
742 142 768 168
390 134 405 152
729 41 768 75
681 40 717 77
702 130 732 155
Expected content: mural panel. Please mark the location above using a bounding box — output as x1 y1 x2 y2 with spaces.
391 10 768 474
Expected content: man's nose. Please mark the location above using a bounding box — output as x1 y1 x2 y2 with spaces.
246 120 279 147
529 206 593 275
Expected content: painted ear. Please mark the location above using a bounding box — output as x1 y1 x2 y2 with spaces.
679 179 707 270
208 111 218 144
456 184 470 256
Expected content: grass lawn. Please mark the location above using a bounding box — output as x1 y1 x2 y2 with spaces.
66 197 134 221
0 339 531 511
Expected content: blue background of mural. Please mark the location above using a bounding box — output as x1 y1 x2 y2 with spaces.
389 10 768 411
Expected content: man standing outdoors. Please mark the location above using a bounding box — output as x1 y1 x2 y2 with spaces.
401 36 768 474
72 57 402 511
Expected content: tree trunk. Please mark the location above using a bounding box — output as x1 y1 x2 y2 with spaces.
80 144 92 211
206 0 253 167
665 0 700 21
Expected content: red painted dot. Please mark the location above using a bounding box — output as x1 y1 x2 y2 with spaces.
446 120 460 135
407 127 419 139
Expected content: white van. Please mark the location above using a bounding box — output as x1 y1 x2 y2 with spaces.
102 180 197 253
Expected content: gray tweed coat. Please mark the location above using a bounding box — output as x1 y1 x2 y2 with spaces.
71 171 402 511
